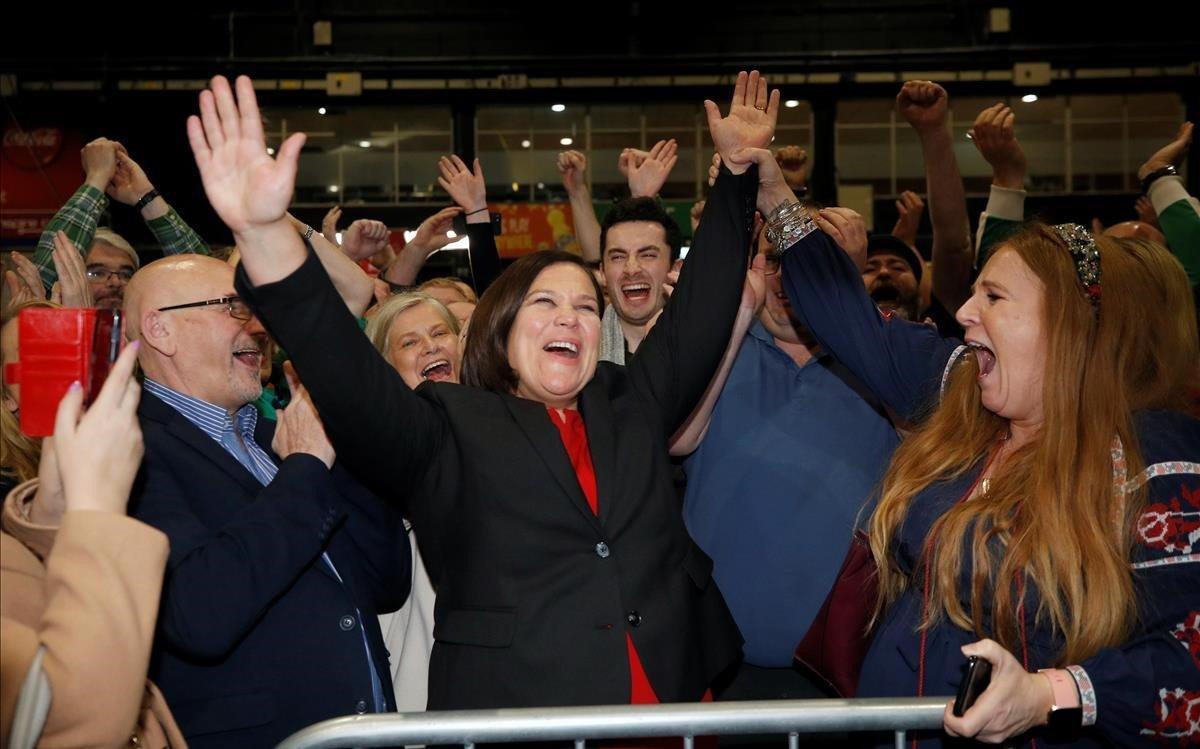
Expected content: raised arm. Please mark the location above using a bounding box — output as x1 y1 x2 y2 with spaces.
668 253 766 456
187 75 445 497
971 102 1029 266
1139 122 1199 285
286 212 375 316
626 71 767 435
108 145 211 256
381 205 464 287
438 155 503 293
558 150 601 262
761 142 959 420
31 138 119 292
897 80 973 313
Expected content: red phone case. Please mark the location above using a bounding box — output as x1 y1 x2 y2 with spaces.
4 308 119 437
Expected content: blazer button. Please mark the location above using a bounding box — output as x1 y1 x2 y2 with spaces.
340 614 357 631
354 699 368 714
626 610 641 627
595 542 610 558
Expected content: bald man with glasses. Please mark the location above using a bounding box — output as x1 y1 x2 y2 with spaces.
122 254 411 747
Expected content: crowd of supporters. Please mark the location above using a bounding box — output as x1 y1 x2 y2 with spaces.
1 70 1197 749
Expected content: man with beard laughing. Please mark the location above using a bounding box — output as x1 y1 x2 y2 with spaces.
121 255 409 746
597 197 682 364
861 234 924 322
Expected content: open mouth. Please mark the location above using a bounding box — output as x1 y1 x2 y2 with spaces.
620 282 652 304
967 341 996 377
871 285 901 305
233 347 262 369
544 340 580 360
420 359 454 381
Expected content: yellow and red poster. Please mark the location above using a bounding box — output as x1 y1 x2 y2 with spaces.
492 203 581 258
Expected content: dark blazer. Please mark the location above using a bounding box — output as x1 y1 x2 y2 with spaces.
129 391 411 748
238 166 757 710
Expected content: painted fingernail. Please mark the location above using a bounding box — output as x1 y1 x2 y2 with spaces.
69 380 82 391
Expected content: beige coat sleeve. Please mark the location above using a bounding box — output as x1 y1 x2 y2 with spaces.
1 499 169 749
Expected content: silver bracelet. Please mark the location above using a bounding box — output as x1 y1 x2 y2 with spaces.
302 225 315 241
764 200 817 249
765 199 807 227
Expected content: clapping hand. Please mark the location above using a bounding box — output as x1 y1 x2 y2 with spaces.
272 362 336 469
624 139 679 198
107 147 156 207
50 231 95 307
81 138 121 193
5 252 45 311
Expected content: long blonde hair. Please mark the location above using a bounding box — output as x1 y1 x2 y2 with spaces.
870 226 1199 664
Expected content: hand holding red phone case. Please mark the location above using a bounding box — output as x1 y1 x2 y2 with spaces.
5 308 123 437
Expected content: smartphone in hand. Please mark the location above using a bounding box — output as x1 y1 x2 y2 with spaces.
6 308 123 436
952 655 993 717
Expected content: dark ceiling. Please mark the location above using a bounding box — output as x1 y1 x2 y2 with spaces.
5 1 1197 78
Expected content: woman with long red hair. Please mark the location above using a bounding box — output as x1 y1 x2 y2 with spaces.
747 142 1198 748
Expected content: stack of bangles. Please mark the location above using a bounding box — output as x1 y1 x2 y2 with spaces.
764 200 818 250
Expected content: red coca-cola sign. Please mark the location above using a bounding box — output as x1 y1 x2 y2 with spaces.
1 124 83 239
3 126 65 170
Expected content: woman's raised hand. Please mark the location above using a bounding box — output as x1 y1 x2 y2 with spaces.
704 71 780 176
188 75 309 283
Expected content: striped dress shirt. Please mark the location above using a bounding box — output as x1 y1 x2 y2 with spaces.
142 378 388 712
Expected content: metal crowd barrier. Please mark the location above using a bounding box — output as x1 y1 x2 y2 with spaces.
276 697 951 749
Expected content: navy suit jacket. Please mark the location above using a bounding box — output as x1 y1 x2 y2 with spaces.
130 390 411 748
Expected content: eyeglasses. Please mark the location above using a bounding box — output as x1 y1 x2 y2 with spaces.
86 267 135 282
763 250 782 277
157 296 252 321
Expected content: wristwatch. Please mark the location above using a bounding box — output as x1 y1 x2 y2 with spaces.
1039 669 1082 740
134 188 160 211
1139 164 1178 195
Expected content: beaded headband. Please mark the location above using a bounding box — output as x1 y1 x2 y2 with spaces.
1051 223 1101 310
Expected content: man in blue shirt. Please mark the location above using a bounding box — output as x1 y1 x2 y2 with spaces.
123 255 410 748
682 233 899 700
